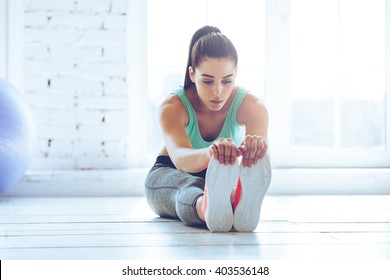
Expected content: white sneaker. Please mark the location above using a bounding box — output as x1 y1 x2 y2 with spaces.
204 157 239 232
233 154 271 232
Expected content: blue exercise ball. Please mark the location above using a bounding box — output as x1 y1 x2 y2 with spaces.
0 79 35 193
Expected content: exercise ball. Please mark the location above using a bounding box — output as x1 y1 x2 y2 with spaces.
0 79 35 193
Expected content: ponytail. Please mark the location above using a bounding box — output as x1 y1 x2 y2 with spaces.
183 26 222 89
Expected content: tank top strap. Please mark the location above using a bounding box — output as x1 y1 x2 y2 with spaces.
174 88 194 116
227 86 248 126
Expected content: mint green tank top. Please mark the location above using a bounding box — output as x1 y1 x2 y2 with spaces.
174 87 248 149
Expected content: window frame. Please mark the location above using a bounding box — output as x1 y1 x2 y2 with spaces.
266 0 390 168
0 0 8 78
0 0 23 87
127 0 150 167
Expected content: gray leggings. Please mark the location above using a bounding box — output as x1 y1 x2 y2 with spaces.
144 156 206 226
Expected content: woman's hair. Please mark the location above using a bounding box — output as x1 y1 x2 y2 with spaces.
183 26 238 89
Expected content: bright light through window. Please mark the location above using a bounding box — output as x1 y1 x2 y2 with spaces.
290 0 386 150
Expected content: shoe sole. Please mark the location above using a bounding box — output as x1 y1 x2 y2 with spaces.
205 158 239 232
234 154 271 232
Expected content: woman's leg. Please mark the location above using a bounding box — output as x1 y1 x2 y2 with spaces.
144 162 206 227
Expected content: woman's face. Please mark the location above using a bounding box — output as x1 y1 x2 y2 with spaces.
189 57 237 112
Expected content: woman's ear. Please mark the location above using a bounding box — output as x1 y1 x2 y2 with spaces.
189 66 195 83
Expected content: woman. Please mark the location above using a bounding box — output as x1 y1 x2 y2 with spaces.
145 26 271 232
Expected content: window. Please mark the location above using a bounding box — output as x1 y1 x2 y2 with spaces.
129 0 390 169
268 0 390 167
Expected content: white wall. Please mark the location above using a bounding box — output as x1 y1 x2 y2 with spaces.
22 0 129 170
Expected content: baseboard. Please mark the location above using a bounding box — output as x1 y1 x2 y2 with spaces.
270 168 390 195
4 169 149 197
2 168 390 197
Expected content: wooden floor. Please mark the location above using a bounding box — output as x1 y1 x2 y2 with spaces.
0 195 389 260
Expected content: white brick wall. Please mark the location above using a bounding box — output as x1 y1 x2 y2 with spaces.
23 0 129 170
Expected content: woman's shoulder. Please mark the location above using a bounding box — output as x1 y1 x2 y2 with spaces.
237 91 268 124
159 91 188 123
161 92 184 110
234 87 263 109
162 87 189 106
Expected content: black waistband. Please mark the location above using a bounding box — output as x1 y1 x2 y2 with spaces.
155 155 207 179
156 155 176 167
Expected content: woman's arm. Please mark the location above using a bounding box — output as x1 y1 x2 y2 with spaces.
237 93 269 167
159 94 212 173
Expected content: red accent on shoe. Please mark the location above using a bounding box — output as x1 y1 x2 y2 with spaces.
201 186 207 219
233 178 242 212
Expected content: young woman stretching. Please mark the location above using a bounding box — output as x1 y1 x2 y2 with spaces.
145 26 271 232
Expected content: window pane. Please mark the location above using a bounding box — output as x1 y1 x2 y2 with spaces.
292 100 334 148
341 100 385 149
338 0 386 149
290 0 386 151
147 0 207 68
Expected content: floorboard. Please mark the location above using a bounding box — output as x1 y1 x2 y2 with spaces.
0 195 389 260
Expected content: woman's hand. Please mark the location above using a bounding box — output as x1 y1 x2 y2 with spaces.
239 135 268 167
209 137 240 165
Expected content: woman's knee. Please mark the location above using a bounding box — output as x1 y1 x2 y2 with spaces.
144 185 179 219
